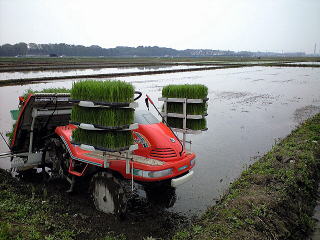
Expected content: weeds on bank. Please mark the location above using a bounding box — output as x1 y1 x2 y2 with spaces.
173 114 320 240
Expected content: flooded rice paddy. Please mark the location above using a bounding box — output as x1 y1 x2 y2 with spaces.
286 61 320 65
0 65 216 81
0 66 320 217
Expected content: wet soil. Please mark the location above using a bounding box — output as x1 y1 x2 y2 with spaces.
309 186 320 240
0 169 190 240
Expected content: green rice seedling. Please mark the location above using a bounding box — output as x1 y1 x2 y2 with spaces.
167 118 207 130
6 88 71 145
72 128 133 150
70 80 134 103
70 80 135 150
162 84 208 99
71 106 134 127
187 118 207 130
162 84 208 130
165 103 207 115
6 122 16 144
162 84 208 116
22 88 71 99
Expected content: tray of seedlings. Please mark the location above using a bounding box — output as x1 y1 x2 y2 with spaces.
159 84 208 134
69 80 138 152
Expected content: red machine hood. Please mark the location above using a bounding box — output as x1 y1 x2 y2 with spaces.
132 122 184 162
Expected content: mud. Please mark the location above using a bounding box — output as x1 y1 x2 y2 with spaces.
2 169 190 240
293 105 320 124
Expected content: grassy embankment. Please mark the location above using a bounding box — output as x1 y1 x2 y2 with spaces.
173 113 320 240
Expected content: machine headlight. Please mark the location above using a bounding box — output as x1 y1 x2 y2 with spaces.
190 159 195 166
132 168 173 178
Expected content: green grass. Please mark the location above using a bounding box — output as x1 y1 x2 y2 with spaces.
162 84 208 99
71 106 134 127
0 169 125 240
0 172 77 240
167 118 207 130
70 80 134 103
72 129 133 150
173 113 320 240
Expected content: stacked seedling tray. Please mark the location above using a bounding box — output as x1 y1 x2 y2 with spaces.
69 80 138 152
159 84 208 148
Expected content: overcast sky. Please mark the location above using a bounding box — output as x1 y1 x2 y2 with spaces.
0 0 319 53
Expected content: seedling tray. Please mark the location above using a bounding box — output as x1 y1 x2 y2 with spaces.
69 99 138 109
71 142 138 153
158 97 209 103
70 122 138 131
160 112 207 119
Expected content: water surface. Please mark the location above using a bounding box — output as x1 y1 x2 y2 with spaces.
0 65 216 81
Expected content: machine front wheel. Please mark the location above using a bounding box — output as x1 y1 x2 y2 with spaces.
90 171 127 216
144 185 176 208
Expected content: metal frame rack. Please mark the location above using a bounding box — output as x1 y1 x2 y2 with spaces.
159 97 208 150
69 99 139 175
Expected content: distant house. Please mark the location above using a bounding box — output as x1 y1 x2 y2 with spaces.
49 53 58 57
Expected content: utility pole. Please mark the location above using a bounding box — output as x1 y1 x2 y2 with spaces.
314 43 317 55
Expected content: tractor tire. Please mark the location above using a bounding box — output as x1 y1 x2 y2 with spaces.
90 171 127 216
145 185 176 208
47 138 70 178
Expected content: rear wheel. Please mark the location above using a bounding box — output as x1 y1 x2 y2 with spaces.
90 171 127 216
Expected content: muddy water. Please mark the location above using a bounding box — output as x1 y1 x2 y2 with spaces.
0 66 320 218
0 65 215 81
286 62 320 65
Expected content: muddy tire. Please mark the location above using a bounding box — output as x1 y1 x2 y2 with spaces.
90 171 127 216
47 138 70 177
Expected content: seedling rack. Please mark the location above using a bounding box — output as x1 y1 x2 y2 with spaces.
70 100 138 148
69 84 139 177
159 97 208 150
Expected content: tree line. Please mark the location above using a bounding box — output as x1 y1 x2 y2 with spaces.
0 42 305 57
0 43 183 57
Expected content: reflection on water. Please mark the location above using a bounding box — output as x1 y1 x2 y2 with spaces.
286 62 320 65
0 65 216 80
0 66 320 217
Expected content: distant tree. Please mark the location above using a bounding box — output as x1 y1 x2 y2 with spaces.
0 44 14 56
14 42 28 56
0 42 305 57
